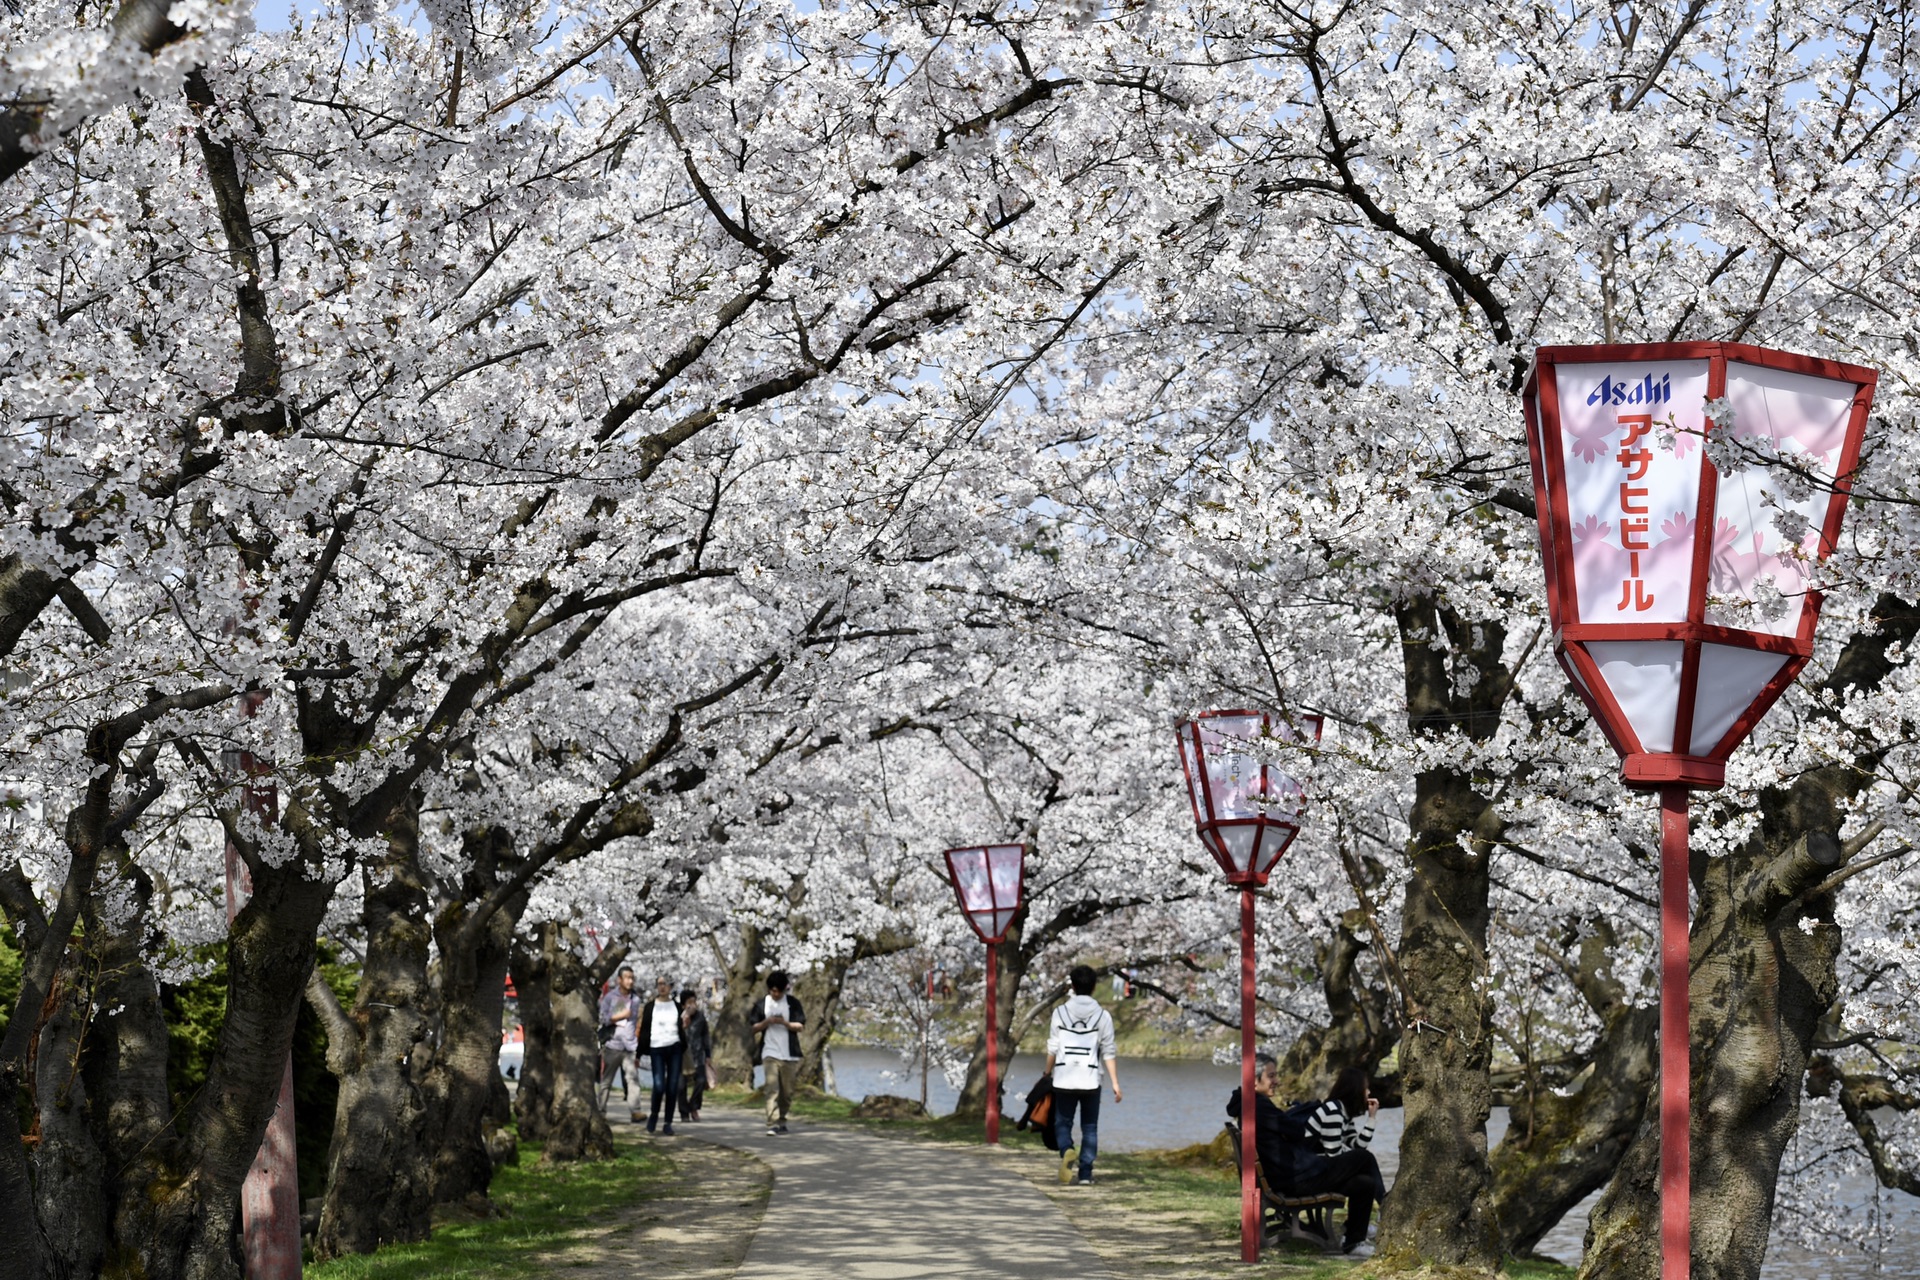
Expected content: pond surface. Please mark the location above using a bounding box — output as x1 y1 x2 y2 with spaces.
826 1046 1917 1278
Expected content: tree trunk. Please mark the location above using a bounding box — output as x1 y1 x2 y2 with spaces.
793 956 855 1092
539 924 613 1162
427 827 526 1207
1376 595 1513 1273
123 853 337 1280
28 957 109 1280
1489 921 1657 1259
1579 596 1920 1280
707 924 765 1086
509 931 556 1143
309 801 436 1257
1274 910 1398 1103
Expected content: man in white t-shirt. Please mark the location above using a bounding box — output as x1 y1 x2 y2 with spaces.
1045 963 1121 1185
752 969 805 1135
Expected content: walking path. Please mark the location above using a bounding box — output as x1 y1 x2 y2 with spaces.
674 1108 1114 1280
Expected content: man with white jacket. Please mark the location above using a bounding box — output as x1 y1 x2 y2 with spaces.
1045 964 1122 1185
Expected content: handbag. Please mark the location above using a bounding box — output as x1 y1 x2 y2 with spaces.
598 1021 617 1045
705 1061 717 1088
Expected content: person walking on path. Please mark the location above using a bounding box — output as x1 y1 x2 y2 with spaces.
1045 964 1121 1186
596 966 642 1120
753 969 806 1135
638 976 686 1134
680 988 713 1120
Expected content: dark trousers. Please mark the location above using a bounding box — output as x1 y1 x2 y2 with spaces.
649 1045 685 1126
1052 1087 1101 1174
1291 1149 1386 1248
681 1063 707 1116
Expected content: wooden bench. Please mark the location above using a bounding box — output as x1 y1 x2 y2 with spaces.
1223 1123 1345 1248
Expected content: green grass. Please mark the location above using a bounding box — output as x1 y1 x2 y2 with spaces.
303 1141 668 1279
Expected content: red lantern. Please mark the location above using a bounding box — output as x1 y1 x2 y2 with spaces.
1175 708 1321 1263
943 843 1025 1145
1177 710 1323 886
1524 343 1876 790
943 843 1024 944
1522 341 1875 1280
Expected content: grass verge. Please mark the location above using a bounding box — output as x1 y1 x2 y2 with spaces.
303 1140 670 1280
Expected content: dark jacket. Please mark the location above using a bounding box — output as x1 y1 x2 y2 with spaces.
637 998 684 1054
1227 1086 1321 1189
682 1009 712 1070
755 994 805 1062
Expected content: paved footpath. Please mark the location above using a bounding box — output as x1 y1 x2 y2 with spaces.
680 1108 1114 1280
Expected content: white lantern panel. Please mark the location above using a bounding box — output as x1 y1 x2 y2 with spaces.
1178 730 1205 823
1552 360 1710 624
1706 363 1860 637
1586 640 1685 753
986 909 1014 938
986 844 1022 905
948 848 992 913
1206 824 1257 875
1195 715 1266 820
1688 644 1790 756
1253 821 1300 877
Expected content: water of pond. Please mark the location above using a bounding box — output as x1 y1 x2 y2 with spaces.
824 1046 1917 1278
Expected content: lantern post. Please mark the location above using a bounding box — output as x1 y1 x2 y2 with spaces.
1176 709 1323 1263
1521 342 1876 1280
942 843 1025 1144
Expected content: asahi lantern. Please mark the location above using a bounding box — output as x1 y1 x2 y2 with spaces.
1523 341 1875 1280
1524 343 1876 790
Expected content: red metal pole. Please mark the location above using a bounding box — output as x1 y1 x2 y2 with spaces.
1660 787 1692 1280
1240 886 1260 1263
985 940 1000 1144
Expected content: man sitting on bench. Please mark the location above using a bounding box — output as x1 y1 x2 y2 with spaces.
1226 1055 1385 1258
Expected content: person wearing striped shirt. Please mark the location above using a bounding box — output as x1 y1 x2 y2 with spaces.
1308 1067 1378 1155
1291 1066 1387 1257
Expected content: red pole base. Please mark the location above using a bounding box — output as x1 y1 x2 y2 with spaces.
985 941 1000 1145
1660 787 1691 1280
1240 887 1260 1263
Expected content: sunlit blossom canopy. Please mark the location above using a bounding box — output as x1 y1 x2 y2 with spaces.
943 844 1025 943
1176 710 1323 887
1523 342 1876 790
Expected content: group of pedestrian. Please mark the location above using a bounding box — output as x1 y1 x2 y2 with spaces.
596 967 714 1133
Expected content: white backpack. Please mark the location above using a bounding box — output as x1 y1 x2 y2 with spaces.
1051 1006 1108 1091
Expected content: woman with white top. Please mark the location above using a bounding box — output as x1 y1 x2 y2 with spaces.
637 977 686 1134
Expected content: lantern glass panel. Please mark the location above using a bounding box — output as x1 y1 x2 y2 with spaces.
1688 644 1790 756
1194 714 1266 819
1587 640 1685 753
1252 821 1300 879
1552 359 1710 624
1706 364 1861 636
949 847 991 914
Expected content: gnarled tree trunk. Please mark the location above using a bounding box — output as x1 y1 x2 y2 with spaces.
707 923 766 1087
509 930 556 1142
539 924 614 1162
1489 921 1656 1259
1274 910 1398 1103
1376 594 1514 1273
305 798 436 1257
427 826 527 1206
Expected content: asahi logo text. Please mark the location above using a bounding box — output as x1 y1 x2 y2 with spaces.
1586 372 1673 407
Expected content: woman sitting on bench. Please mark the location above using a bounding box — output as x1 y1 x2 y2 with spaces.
1295 1066 1388 1257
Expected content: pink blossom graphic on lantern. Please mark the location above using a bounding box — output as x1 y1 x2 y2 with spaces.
1641 510 1696 603
1568 415 1618 464
1570 513 1627 598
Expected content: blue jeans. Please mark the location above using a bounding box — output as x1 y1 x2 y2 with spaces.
1053 1087 1101 1174
649 1045 685 1126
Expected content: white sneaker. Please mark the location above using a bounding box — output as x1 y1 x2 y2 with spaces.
1343 1241 1376 1259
